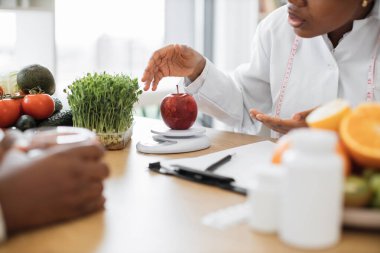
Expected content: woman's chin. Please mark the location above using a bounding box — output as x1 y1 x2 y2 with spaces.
292 28 321 39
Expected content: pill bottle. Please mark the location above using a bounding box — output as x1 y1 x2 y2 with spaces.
248 165 284 233
279 129 344 250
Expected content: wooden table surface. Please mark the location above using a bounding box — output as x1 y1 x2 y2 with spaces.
0 117 379 253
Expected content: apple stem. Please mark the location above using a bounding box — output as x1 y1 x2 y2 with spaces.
176 85 179 94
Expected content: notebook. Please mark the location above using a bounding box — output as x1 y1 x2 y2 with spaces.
159 141 276 190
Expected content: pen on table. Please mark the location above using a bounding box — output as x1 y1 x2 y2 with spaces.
205 153 235 172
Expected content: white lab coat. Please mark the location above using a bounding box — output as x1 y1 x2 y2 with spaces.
185 2 380 137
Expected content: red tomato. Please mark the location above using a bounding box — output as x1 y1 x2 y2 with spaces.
0 99 21 128
0 86 4 97
22 94 54 120
14 97 24 114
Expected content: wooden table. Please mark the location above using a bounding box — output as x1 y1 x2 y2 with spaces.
0 117 379 253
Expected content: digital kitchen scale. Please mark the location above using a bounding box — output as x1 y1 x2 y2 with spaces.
136 127 211 154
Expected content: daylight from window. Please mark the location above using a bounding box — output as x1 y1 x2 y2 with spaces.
55 0 165 92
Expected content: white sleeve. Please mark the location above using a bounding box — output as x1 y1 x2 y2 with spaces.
0 204 7 242
184 22 272 136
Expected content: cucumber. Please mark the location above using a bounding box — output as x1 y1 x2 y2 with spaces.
52 97 63 113
38 110 73 127
15 115 37 131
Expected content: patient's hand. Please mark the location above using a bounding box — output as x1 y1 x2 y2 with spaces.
250 108 313 134
0 142 109 234
0 130 20 164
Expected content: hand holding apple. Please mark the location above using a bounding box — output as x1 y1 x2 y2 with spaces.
160 86 198 130
141 44 206 91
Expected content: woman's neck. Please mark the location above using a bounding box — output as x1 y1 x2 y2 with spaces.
328 1 375 48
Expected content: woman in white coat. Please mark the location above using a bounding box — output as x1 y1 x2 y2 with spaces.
142 0 380 137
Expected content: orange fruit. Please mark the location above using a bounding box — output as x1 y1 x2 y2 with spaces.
272 137 352 176
336 140 352 177
306 99 351 132
340 103 380 169
271 136 290 164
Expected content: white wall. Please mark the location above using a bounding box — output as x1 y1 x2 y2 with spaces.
213 0 259 71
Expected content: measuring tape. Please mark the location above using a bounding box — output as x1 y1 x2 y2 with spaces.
367 33 380 101
269 33 380 138
274 33 380 118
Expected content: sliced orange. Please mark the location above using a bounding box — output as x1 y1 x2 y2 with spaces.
271 136 290 164
336 140 352 177
340 103 380 169
306 99 351 132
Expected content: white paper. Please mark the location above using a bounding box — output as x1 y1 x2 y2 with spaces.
160 141 276 189
202 202 250 229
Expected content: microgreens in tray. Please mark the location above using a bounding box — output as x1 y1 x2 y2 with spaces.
65 72 142 149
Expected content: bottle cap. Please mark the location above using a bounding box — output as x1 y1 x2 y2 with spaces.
288 128 338 153
255 164 285 187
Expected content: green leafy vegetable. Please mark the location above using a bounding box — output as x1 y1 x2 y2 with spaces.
64 72 142 133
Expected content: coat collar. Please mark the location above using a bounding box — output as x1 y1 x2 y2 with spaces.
369 0 380 19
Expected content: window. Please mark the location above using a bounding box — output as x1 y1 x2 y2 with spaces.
0 0 55 94
0 12 16 73
0 0 285 128
55 0 165 101
0 0 190 118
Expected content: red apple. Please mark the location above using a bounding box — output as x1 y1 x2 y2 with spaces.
160 91 198 130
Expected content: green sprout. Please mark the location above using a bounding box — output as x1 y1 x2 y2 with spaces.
65 72 142 134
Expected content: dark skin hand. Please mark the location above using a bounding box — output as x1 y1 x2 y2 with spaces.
0 129 24 164
250 108 313 134
0 132 16 163
142 44 206 91
142 0 375 134
0 142 109 234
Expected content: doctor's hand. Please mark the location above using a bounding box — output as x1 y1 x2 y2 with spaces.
250 108 314 134
0 143 109 234
142 44 206 91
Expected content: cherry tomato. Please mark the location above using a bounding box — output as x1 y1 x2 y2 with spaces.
22 94 54 120
0 98 21 128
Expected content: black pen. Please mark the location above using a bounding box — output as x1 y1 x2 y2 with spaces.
148 160 247 195
205 153 235 172
149 162 235 184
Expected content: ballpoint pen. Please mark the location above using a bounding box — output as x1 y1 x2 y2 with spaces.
205 153 235 172
148 156 246 195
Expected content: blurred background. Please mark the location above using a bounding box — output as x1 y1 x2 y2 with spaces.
0 0 285 129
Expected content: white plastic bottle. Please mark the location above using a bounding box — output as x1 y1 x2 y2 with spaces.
248 165 284 234
279 129 344 250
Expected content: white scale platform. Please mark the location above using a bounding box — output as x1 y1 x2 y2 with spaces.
136 127 211 154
